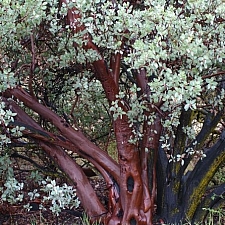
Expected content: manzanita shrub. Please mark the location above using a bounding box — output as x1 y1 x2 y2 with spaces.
0 0 225 224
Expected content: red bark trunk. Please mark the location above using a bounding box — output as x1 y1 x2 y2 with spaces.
113 117 152 225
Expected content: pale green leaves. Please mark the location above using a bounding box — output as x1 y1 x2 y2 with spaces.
27 189 40 200
0 164 80 215
0 68 17 91
0 0 55 39
0 155 24 203
0 134 11 146
110 100 126 120
1 178 24 204
206 78 218 91
1 175 80 215
0 99 25 146
148 70 203 111
0 101 17 126
41 178 80 215
11 126 25 137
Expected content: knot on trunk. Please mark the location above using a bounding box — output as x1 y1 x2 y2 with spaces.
127 176 134 192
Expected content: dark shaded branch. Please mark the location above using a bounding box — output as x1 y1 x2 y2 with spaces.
29 33 36 99
156 144 169 215
194 111 223 150
181 111 223 174
202 70 225 79
174 109 193 158
9 120 52 139
11 151 47 172
192 182 225 222
182 130 225 220
121 64 136 84
165 110 193 208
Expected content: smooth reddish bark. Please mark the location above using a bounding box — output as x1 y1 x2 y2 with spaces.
5 88 120 182
4 98 112 218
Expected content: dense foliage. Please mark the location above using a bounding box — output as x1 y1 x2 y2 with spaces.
0 0 225 224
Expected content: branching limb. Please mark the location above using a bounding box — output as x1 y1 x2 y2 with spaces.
202 70 225 79
11 151 48 172
61 0 119 103
192 182 225 222
182 130 225 220
135 68 163 211
40 142 108 219
181 111 223 174
3 91 120 183
4 98 109 219
136 68 150 98
29 33 36 99
110 52 122 87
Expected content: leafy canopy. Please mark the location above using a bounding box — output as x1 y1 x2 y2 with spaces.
0 0 225 160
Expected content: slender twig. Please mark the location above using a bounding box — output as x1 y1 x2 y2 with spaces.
29 33 36 98
11 152 48 171
202 71 225 79
70 92 79 116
